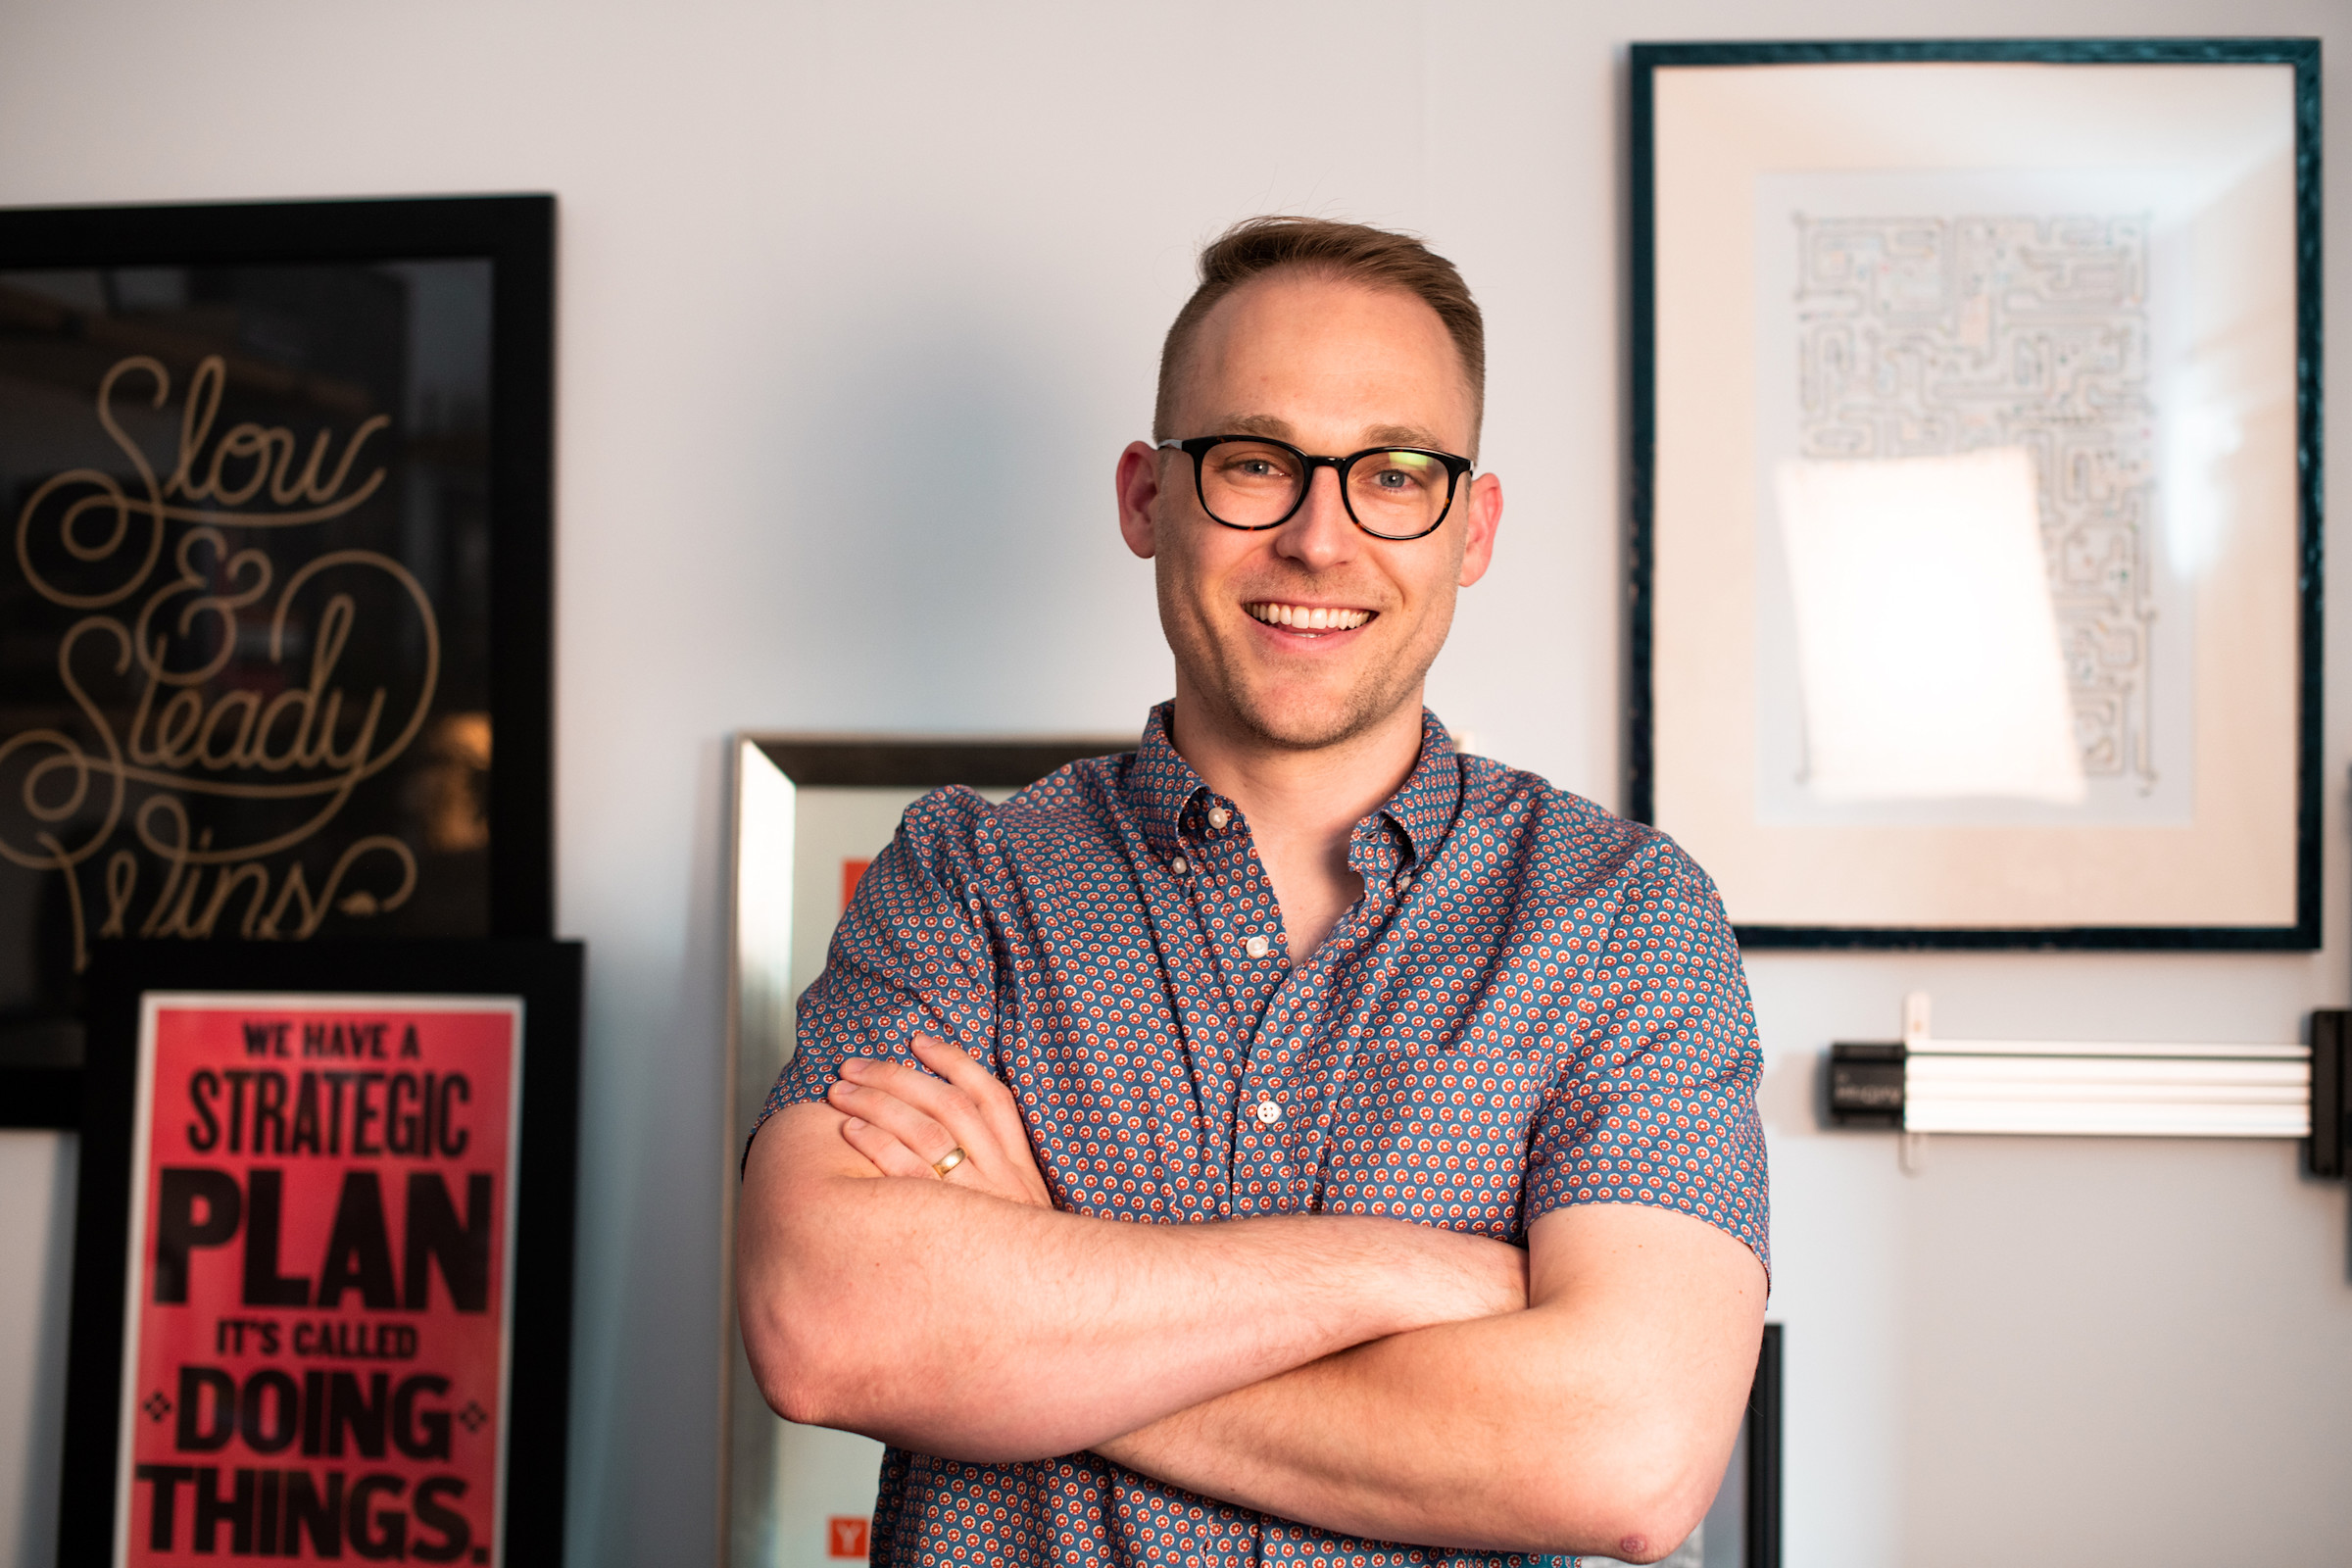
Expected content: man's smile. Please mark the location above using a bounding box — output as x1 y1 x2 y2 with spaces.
1243 601 1376 635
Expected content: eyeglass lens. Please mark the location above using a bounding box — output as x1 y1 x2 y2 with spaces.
1196 440 1453 537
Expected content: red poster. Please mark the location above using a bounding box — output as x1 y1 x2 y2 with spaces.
840 858 871 914
113 994 523 1565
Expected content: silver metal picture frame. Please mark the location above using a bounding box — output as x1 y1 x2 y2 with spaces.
718 734 1125 1568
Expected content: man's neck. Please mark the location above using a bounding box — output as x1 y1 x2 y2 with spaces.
1166 685 1428 960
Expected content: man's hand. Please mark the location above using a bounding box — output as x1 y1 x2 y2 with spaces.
825 1034 1053 1208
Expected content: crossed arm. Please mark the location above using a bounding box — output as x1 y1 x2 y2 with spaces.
735 1038 1766 1563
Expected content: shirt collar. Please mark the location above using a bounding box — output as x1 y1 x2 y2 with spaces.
1125 702 1462 869
1375 707 1464 864
1127 703 1209 861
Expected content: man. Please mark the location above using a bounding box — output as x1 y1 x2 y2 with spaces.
737 216 1768 1568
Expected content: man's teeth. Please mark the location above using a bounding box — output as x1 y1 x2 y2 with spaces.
1247 603 1372 631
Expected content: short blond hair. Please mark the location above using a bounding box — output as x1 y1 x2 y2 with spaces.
1152 216 1486 448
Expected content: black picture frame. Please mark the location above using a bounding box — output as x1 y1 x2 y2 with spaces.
0 195 557 1123
1627 39 2323 950
56 937 581 1567
1741 1322 1784 1568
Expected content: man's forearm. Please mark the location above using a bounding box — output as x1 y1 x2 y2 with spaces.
737 1103 1525 1464
1095 1204 1766 1561
1094 1312 1656 1554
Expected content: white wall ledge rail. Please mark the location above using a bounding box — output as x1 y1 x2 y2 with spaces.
1908 1043 2309 1139
1825 994 2349 1146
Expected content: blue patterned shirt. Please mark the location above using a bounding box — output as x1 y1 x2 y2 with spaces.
758 704 1768 1568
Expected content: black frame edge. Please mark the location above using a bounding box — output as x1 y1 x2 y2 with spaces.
2310 1008 2347 1179
55 963 136 1564
1626 46 1660 826
483 196 558 941
502 939 582 1568
0 1064 81 1127
1631 37 2318 69
1746 1322 1783 1568
2290 44 2326 956
0 193 558 267
748 735 1135 790
1735 922 2315 952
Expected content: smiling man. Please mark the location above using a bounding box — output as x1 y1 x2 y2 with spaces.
736 218 1769 1568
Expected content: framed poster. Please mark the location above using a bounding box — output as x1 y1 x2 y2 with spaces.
721 734 1125 1568
58 938 581 1567
0 195 556 1120
1629 40 2321 948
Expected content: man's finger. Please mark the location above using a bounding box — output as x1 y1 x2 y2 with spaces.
910 1035 1008 1103
826 1077 957 1165
843 1054 986 1136
908 1036 1032 1163
838 1114 940 1180
835 1055 998 1177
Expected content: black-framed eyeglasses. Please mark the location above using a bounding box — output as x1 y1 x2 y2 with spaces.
1157 435 1473 541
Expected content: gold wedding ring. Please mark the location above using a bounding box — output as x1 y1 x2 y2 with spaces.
931 1146 968 1178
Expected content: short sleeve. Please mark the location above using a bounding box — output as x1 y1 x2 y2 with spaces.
1524 838 1770 1274
747 787 1002 1144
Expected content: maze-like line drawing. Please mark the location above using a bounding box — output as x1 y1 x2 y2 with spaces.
1791 213 2159 789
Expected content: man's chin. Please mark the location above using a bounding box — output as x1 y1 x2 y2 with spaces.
1226 682 1408 753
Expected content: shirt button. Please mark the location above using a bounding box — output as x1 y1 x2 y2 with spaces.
1171 856 1190 875
1207 806 1232 830
1254 1099 1283 1125
1244 934 1270 958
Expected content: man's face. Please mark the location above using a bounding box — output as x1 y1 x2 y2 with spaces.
1116 271 1502 752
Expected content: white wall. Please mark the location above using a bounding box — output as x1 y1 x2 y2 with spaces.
1 2 2347 1564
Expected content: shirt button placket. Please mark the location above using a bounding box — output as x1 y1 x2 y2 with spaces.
1254 1092 1285 1213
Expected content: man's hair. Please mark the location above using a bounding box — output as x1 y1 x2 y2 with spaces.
1152 216 1486 450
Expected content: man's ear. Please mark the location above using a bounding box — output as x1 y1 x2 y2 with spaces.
1456 471 1503 587
1115 442 1163 561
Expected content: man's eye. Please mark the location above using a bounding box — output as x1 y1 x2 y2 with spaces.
1223 457 1293 482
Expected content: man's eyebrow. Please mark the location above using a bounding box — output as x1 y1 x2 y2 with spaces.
1363 422 1450 451
1209 413 1296 441
1206 415 1458 453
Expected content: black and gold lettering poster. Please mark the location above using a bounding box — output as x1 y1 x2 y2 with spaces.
0 199 554 1069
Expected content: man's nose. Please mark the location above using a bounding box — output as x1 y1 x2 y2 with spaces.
1275 465 1357 568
